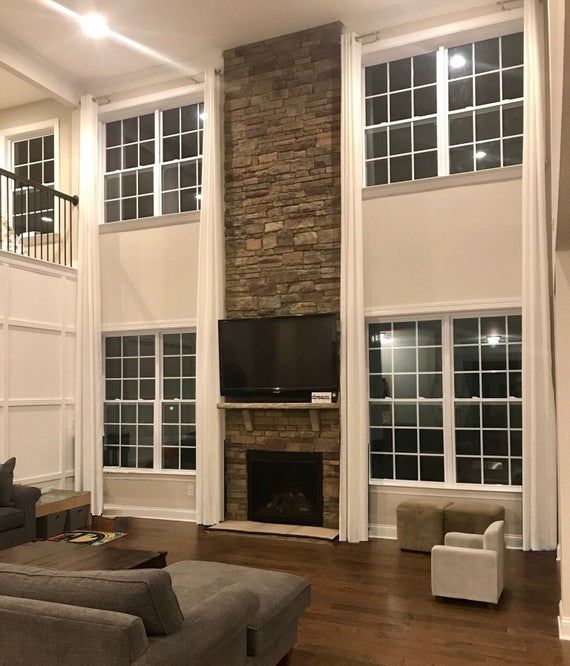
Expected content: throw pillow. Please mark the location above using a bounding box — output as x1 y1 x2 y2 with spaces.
0 457 16 507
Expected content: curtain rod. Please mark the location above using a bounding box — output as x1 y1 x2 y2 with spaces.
355 0 523 44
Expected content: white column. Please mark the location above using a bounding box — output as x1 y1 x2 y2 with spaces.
74 95 103 515
195 66 226 526
339 33 369 543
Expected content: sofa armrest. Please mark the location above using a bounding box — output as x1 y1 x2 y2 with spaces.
444 532 484 549
432 545 500 603
12 484 41 541
136 584 260 666
0 593 148 665
12 484 41 511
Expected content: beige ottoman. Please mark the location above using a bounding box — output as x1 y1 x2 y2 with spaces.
444 501 505 536
397 500 453 552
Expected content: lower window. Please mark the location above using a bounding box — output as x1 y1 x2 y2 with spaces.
368 312 522 486
103 331 196 471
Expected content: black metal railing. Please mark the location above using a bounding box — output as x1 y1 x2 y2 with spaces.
0 168 78 268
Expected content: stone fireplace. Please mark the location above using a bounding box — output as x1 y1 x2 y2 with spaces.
223 22 341 530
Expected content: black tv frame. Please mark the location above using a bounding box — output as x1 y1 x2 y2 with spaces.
218 312 339 403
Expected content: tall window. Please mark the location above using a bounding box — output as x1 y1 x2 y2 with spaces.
103 331 196 471
364 31 523 186
368 312 522 486
103 102 203 223
12 133 55 234
365 52 438 185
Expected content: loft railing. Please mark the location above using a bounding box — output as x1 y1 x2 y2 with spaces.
0 168 78 268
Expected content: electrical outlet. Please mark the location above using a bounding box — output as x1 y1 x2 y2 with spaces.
187 483 195 497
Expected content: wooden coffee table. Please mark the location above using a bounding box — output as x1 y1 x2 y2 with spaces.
0 540 166 571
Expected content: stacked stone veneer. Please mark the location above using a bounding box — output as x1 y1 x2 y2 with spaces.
223 22 341 529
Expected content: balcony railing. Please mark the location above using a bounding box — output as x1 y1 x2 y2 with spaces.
0 168 78 268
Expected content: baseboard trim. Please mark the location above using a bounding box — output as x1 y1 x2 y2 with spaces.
369 524 397 540
368 523 522 549
559 613 570 640
103 504 196 523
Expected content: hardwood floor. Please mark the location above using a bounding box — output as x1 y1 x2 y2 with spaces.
95 517 570 665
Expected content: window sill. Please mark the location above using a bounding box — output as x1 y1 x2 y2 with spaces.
369 479 521 495
99 211 200 234
363 164 522 201
103 467 196 477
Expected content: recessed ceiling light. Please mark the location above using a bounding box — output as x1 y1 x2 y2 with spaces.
487 335 501 346
81 12 109 39
449 54 466 69
475 150 487 159
41 216 53 222
199 112 207 121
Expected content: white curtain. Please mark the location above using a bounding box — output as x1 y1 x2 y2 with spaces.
74 95 104 515
522 1 557 551
196 66 226 526
339 33 369 543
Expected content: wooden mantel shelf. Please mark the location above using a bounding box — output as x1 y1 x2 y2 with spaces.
217 402 339 433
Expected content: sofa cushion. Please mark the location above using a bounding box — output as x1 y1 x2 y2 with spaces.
0 457 16 507
0 563 183 636
0 507 24 533
166 559 311 656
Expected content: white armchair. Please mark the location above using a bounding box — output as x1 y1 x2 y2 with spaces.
431 520 505 604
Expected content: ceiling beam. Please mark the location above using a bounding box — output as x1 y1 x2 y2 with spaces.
0 29 80 107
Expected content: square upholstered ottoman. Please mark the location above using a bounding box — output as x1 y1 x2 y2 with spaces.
444 501 505 535
396 500 453 552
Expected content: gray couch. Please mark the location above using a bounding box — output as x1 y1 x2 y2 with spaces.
0 559 311 665
0 484 41 550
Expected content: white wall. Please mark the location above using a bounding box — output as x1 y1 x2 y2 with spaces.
99 221 199 328
364 175 523 542
363 176 523 310
99 220 199 517
0 253 76 490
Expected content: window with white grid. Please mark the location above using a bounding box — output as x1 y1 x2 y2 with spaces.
368 312 522 487
453 314 522 485
103 102 203 223
364 31 523 186
12 133 56 235
103 331 196 472
365 52 438 185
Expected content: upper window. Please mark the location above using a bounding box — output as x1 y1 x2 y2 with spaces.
364 31 523 186
103 331 196 471
12 133 56 235
103 102 203 224
368 312 522 486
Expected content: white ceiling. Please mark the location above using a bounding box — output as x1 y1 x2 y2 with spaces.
0 68 48 110
0 0 496 98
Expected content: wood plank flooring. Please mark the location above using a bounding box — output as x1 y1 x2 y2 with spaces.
94 517 570 665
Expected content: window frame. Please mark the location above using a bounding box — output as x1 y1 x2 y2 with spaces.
367 308 522 491
362 17 524 190
0 119 61 237
102 328 197 476
97 87 204 231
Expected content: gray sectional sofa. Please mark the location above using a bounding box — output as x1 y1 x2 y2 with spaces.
0 558 311 665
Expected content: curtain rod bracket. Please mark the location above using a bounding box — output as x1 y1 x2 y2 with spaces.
355 30 380 45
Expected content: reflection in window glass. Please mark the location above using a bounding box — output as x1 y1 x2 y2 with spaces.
365 52 438 186
448 32 524 174
369 313 523 486
369 319 444 482
453 314 522 485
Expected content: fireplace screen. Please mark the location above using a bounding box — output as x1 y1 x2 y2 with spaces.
247 450 323 527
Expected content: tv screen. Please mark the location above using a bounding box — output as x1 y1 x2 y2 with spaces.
218 313 338 400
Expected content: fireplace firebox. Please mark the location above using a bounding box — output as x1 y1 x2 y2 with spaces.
247 450 323 527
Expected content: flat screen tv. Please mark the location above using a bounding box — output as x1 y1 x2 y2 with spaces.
219 313 338 401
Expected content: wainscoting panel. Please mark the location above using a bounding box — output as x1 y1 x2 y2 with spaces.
0 254 76 489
